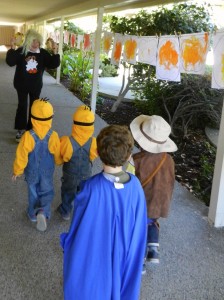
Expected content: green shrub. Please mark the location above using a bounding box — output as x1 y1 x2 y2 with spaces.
61 50 93 100
100 64 118 77
192 141 216 206
100 56 118 77
134 71 223 136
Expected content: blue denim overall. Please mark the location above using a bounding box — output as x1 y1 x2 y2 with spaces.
24 129 54 219
59 137 92 215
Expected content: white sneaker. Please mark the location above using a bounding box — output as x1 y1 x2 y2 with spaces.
142 263 146 275
36 212 47 232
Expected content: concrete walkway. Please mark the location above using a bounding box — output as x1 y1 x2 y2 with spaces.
1 51 224 300
205 126 219 147
98 75 135 100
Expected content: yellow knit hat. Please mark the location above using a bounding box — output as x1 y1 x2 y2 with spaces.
31 98 54 121
73 105 94 126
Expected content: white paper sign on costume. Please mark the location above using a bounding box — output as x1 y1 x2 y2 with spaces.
156 35 180 82
179 32 209 75
123 35 138 64
212 30 224 89
138 36 158 66
111 33 124 66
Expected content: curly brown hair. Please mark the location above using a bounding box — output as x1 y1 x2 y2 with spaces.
97 125 134 167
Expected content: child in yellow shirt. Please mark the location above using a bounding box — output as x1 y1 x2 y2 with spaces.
12 98 62 231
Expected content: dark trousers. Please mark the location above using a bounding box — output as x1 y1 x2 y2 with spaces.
147 218 159 246
15 89 41 130
59 173 81 215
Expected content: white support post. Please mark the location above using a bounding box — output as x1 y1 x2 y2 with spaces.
43 20 47 45
208 99 224 227
90 7 104 113
23 24 27 34
56 16 64 84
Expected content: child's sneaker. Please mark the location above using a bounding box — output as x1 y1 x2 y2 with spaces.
142 262 146 275
15 130 25 142
57 206 70 221
27 212 37 222
146 246 160 264
36 212 47 232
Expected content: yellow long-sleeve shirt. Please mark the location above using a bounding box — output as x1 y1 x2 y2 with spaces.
60 124 98 162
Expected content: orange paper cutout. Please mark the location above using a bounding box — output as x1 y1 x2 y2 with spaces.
104 36 112 53
159 40 178 70
84 34 91 50
113 42 122 62
70 33 76 47
182 33 208 69
124 39 137 60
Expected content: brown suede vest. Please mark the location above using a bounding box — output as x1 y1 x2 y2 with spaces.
133 150 175 218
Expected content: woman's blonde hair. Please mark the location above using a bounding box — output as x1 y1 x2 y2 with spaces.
22 29 43 55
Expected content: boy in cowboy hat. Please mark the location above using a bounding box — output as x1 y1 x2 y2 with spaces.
57 105 98 221
12 98 62 232
129 115 177 265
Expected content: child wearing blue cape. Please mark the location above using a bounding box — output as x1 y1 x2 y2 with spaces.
60 124 147 300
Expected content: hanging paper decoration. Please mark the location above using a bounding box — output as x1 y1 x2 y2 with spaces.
55 30 60 43
83 33 91 51
64 30 69 44
179 32 209 75
50 32 57 41
111 33 124 66
77 34 84 49
138 36 158 66
156 35 180 82
91 32 95 51
102 32 113 54
123 35 138 64
212 30 224 89
70 33 76 48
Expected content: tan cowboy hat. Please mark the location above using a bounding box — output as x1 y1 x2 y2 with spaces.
130 115 177 153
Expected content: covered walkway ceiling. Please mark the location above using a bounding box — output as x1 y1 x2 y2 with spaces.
0 0 189 25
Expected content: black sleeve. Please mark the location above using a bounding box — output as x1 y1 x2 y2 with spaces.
42 48 60 70
5 48 22 67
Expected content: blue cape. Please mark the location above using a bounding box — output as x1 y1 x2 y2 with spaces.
61 172 147 300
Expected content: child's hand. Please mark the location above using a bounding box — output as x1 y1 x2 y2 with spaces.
12 174 20 182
